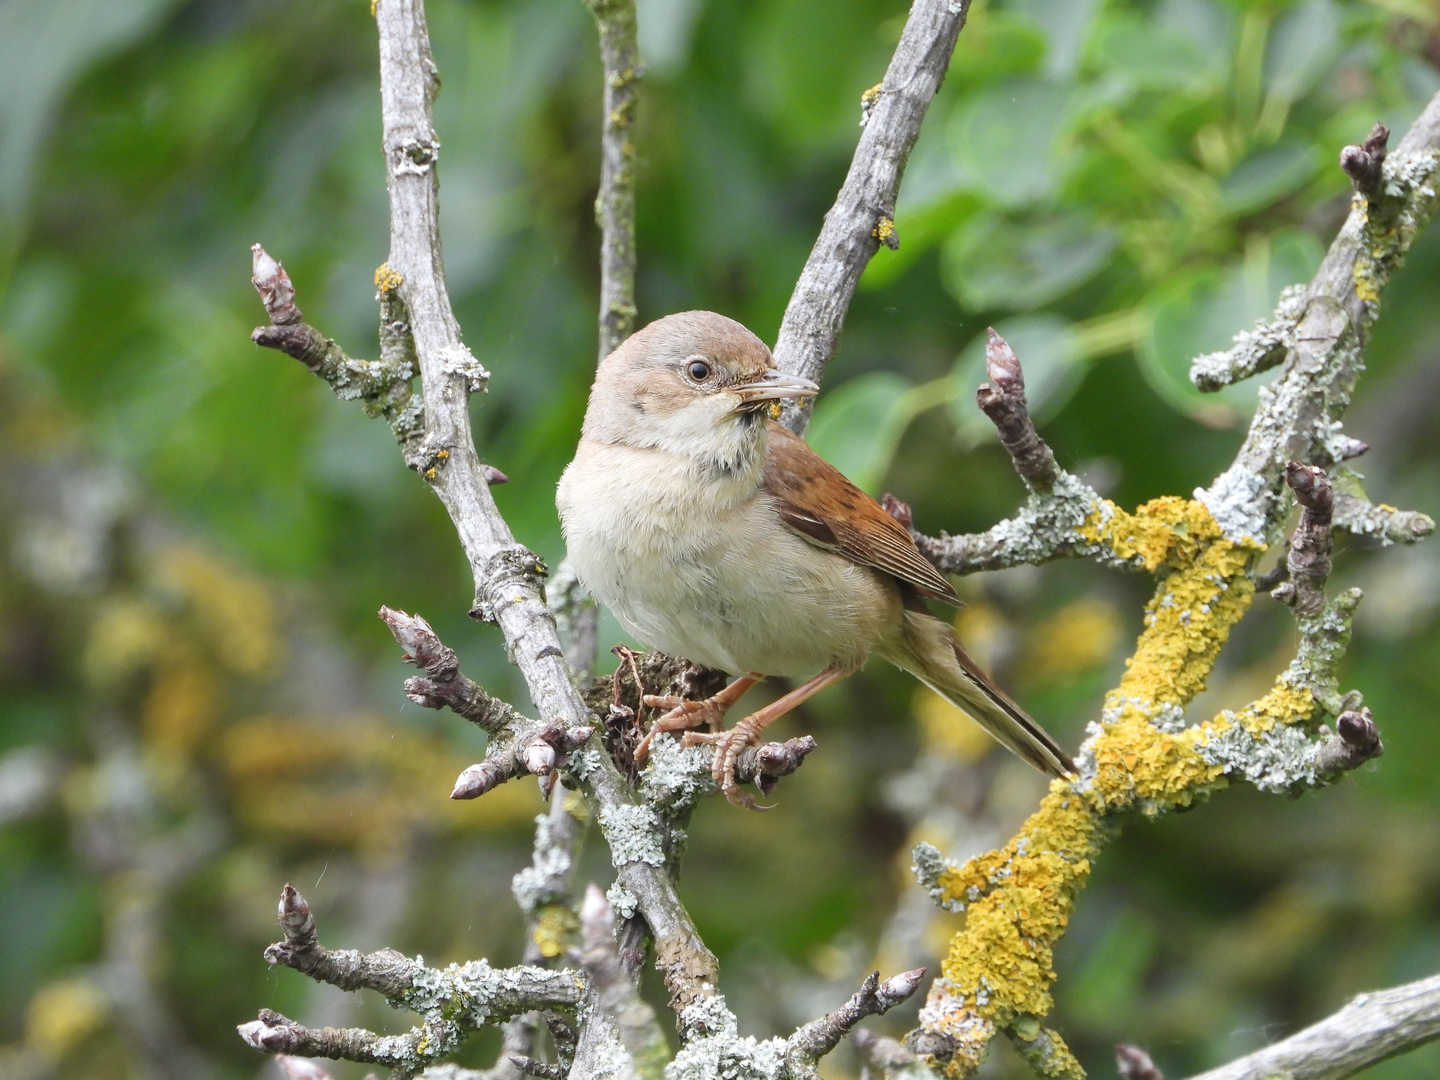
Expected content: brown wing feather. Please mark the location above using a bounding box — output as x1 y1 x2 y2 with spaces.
763 420 960 604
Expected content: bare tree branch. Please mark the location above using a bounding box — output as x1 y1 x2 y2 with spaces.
774 0 972 433
1183 973 1440 1080
582 0 641 361
367 0 721 1015
1270 463 1334 616
380 606 532 734
785 969 926 1074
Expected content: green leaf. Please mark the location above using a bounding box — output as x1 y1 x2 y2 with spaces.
1009 0 1103 80
1265 0 1341 102
806 373 917 495
0 0 183 233
1220 142 1321 216
1137 227 1324 424
942 213 1116 312
949 78 1074 208
1090 12 1218 94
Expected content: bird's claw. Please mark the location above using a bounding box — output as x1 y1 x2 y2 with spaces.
634 694 732 766
684 716 772 810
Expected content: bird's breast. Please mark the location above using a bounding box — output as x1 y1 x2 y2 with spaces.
557 440 899 676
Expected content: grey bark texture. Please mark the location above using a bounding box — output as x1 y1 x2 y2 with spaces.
773 0 972 434
1183 973 1440 1080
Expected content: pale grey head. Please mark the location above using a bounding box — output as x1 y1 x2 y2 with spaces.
579 311 817 471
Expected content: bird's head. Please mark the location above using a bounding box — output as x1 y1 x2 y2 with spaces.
581 310 817 472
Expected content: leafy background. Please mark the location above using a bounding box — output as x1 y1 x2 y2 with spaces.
2 0 1440 1077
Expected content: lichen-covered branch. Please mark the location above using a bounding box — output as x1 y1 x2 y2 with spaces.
1182 972 1440 1080
571 885 667 1080
774 0 973 433
368 0 721 1015
245 885 587 1077
1331 485 1435 545
581 0 641 361
262 884 584 1011
909 96 1440 1077
785 969 926 1077
251 244 427 464
913 334 1194 578
665 968 923 1080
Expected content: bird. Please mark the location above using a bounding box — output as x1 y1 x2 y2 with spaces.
556 310 1074 807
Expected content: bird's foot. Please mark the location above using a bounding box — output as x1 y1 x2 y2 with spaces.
633 675 759 767
684 715 770 810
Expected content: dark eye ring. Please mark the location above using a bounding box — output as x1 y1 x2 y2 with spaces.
687 359 711 381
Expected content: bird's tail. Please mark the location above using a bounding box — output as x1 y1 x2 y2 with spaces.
881 609 1075 779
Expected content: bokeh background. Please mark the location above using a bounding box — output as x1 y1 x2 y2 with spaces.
2 0 1440 1077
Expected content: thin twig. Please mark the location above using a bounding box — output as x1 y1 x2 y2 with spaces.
975 328 1061 493
582 0 641 361
774 0 973 433
1116 1045 1164 1080
1182 972 1440 1080
786 969 927 1072
1271 463 1334 616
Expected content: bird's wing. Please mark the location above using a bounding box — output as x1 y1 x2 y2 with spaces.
762 420 960 605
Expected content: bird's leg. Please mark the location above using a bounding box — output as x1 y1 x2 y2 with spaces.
685 667 850 809
633 674 760 766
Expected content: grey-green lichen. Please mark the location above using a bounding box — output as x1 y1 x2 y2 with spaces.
1190 284 1307 392
640 736 713 815
438 343 490 395
513 811 574 915
667 995 786 1080
599 803 667 867
606 881 640 922
911 842 965 914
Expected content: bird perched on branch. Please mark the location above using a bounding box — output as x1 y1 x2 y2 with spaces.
557 311 1074 807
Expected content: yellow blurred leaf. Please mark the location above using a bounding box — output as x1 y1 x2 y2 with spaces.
84 597 165 687
915 685 998 762
1020 598 1122 682
153 545 277 677
25 978 108 1062
220 714 542 852
143 663 219 756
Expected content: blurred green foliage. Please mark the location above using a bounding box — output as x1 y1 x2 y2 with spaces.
2 0 1440 1078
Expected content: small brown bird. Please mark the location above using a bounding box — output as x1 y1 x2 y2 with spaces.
556 311 1073 806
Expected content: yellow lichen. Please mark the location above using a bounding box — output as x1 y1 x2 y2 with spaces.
375 262 403 292
1079 495 1237 572
1354 260 1380 302
532 903 579 958
937 785 1105 1027
930 498 1273 1075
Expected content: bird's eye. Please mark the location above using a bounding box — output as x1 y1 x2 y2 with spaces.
687 359 711 382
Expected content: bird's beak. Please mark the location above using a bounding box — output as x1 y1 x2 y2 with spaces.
731 369 820 405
